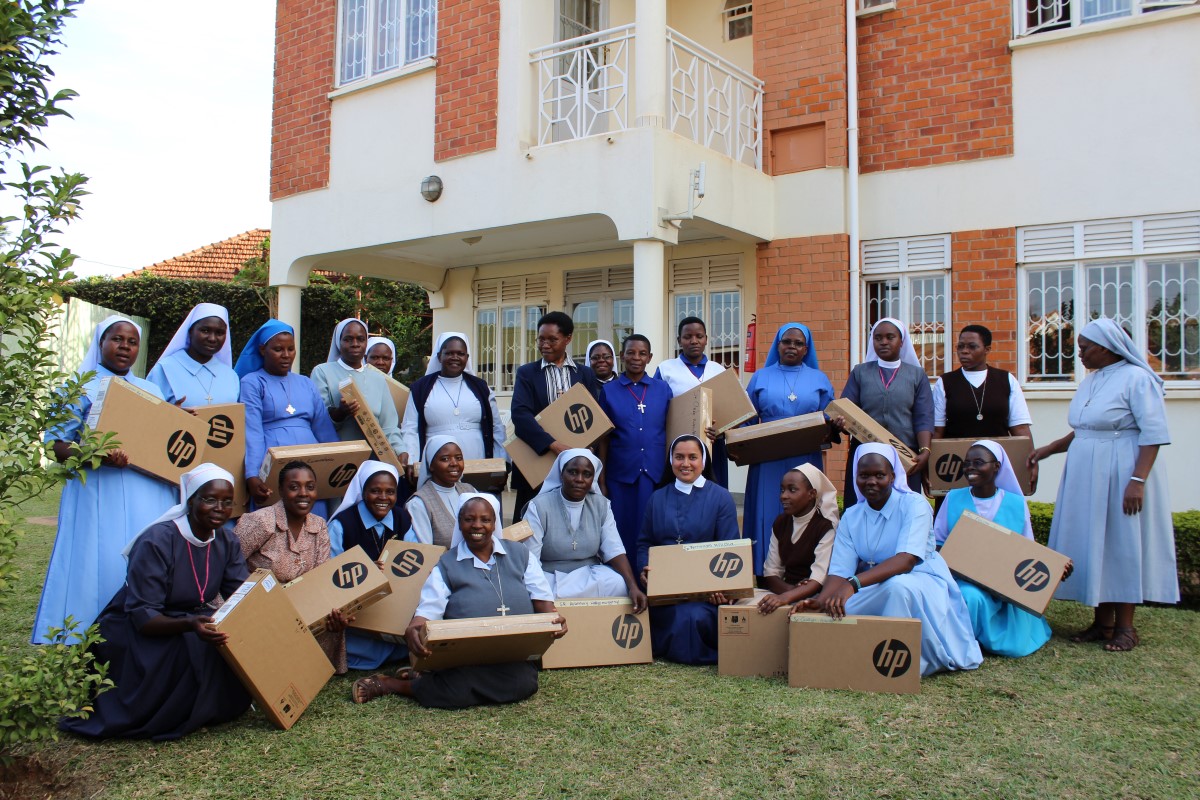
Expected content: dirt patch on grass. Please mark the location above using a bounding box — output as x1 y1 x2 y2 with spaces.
0 755 76 800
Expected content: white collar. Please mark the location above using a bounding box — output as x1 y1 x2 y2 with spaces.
789 506 818 541
877 357 901 370
674 475 708 495
173 516 213 548
337 358 365 373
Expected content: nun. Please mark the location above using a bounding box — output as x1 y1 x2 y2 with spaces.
310 318 405 456
586 339 617 384
757 463 840 613
404 435 475 547
146 302 240 407
366 336 397 376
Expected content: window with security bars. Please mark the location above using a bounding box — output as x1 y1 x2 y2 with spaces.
1020 0 1194 37
723 2 753 41
339 0 437 86
564 266 634 367
473 276 548 393
1019 212 1200 383
669 256 742 370
861 236 952 378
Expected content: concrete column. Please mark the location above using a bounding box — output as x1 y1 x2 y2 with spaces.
633 239 668 370
276 284 303 365
634 0 668 129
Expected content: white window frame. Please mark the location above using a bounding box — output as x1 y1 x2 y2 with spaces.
723 2 753 41
1017 212 1200 387
336 0 438 87
668 256 743 370
861 235 953 378
564 266 634 366
473 275 549 395
1014 0 1195 38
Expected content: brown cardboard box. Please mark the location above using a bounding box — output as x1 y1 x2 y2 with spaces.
411 613 563 672
349 543 445 639
718 602 791 678
506 383 614 487
541 598 652 669
339 378 404 473
824 398 917 472
725 412 829 466
192 403 249 516
646 539 755 605
502 519 535 543
668 368 756 436
210 569 333 730
257 441 373 500
84 376 210 484
370 365 409 425
788 613 921 695
283 545 392 635
928 437 1035 496
940 510 1070 616
666 385 713 447
463 458 508 492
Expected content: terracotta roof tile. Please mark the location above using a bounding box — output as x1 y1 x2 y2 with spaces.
118 229 270 282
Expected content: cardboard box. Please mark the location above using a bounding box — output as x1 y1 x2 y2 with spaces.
718 602 791 679
666 385 713 448
940 510 1070 616
257 441 373 500
506 383 614 487
84 376 210 485
283 545 393 635
370 365 409 425
502 519 535 543
463 458 508 493
349 543 444 639
725 412 829 467
541 598 652 669
210 569 333 730
788 614 921 695
411 613 563 672
192 403 249 517
824 398 917 472
928 437 1035 496
339 378 404 473
669 368 756 436
646 539 755 606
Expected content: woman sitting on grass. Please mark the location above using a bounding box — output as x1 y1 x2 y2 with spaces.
800 444 983 677
756 464 839 615
351 494 566 708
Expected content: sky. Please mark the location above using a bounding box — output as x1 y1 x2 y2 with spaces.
21 1 277 277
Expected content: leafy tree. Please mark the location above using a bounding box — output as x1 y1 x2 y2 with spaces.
0 0 113 752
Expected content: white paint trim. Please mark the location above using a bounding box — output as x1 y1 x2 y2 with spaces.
328 57 437 100
856 2 897 18
1009 4 1200 50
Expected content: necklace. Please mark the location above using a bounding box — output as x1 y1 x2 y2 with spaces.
625 381 648 413
1083 368 1112 408
482 563 510 615
782 366 802 403
276 373 296 415
186 540 212 601
196 368 216 404
437 375 465 416
967 372 987 421
879 366 900 391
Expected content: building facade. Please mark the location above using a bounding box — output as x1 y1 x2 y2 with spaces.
269 0 1200 508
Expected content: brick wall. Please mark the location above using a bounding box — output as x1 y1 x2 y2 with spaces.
271 0 336 201
755 0 848 171
434 0 500 162
950 228 1018 371
857 2 1013 173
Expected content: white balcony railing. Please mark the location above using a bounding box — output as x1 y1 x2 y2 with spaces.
531 25 763 169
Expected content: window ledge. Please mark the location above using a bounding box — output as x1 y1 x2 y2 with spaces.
856 2 897 18
1023 385 1200 399
328 57 437 100
1010 5 1200 51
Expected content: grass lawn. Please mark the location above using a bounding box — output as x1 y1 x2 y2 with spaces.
3 488 1198 799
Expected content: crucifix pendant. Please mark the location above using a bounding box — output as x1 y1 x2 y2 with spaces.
206 395 213 403
453 407 460 416
285 404 296 415
676 536 684 544
637 403 646 413
571 541 578 550
787 393 798 402
497 604 510 615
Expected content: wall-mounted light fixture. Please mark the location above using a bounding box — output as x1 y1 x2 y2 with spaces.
420 175 443 202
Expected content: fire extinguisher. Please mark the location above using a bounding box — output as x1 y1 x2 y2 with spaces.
745 316 757 373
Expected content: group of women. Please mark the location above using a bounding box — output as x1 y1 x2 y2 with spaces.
34 304 1177 741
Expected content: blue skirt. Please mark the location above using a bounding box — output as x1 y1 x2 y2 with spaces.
649 602 719 665
957 580 1051 658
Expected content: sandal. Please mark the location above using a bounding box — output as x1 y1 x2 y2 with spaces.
1104 627 1139 652
1069 623 1113 643
351 674 393 704
393 667 421 681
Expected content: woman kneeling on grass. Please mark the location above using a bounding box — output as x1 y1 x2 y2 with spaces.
799 444 983 677
756 464 840 615
352 494 567 708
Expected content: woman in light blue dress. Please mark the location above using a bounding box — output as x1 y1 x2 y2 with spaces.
235 320 338 516
146 303 240 407
801 443 983 676
33 316 177 644
310 318 404 456
934 440 1060 658
742 322 834 575
1028 318 1176 652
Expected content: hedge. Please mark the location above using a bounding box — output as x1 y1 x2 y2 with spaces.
64 275 432 381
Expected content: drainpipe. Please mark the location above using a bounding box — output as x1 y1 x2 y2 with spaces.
846 0 861 368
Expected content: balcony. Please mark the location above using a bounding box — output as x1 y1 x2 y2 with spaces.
530 25 764 169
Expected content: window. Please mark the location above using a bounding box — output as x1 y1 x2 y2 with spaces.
1020 0 1194 37
723 2 753 40
861 236 952 378
339 0 437 86
565 266 634 367
473 275 548 393
1019 212 1200 384
669 256 743 369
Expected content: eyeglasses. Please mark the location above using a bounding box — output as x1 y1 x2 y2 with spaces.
962 459 998 469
